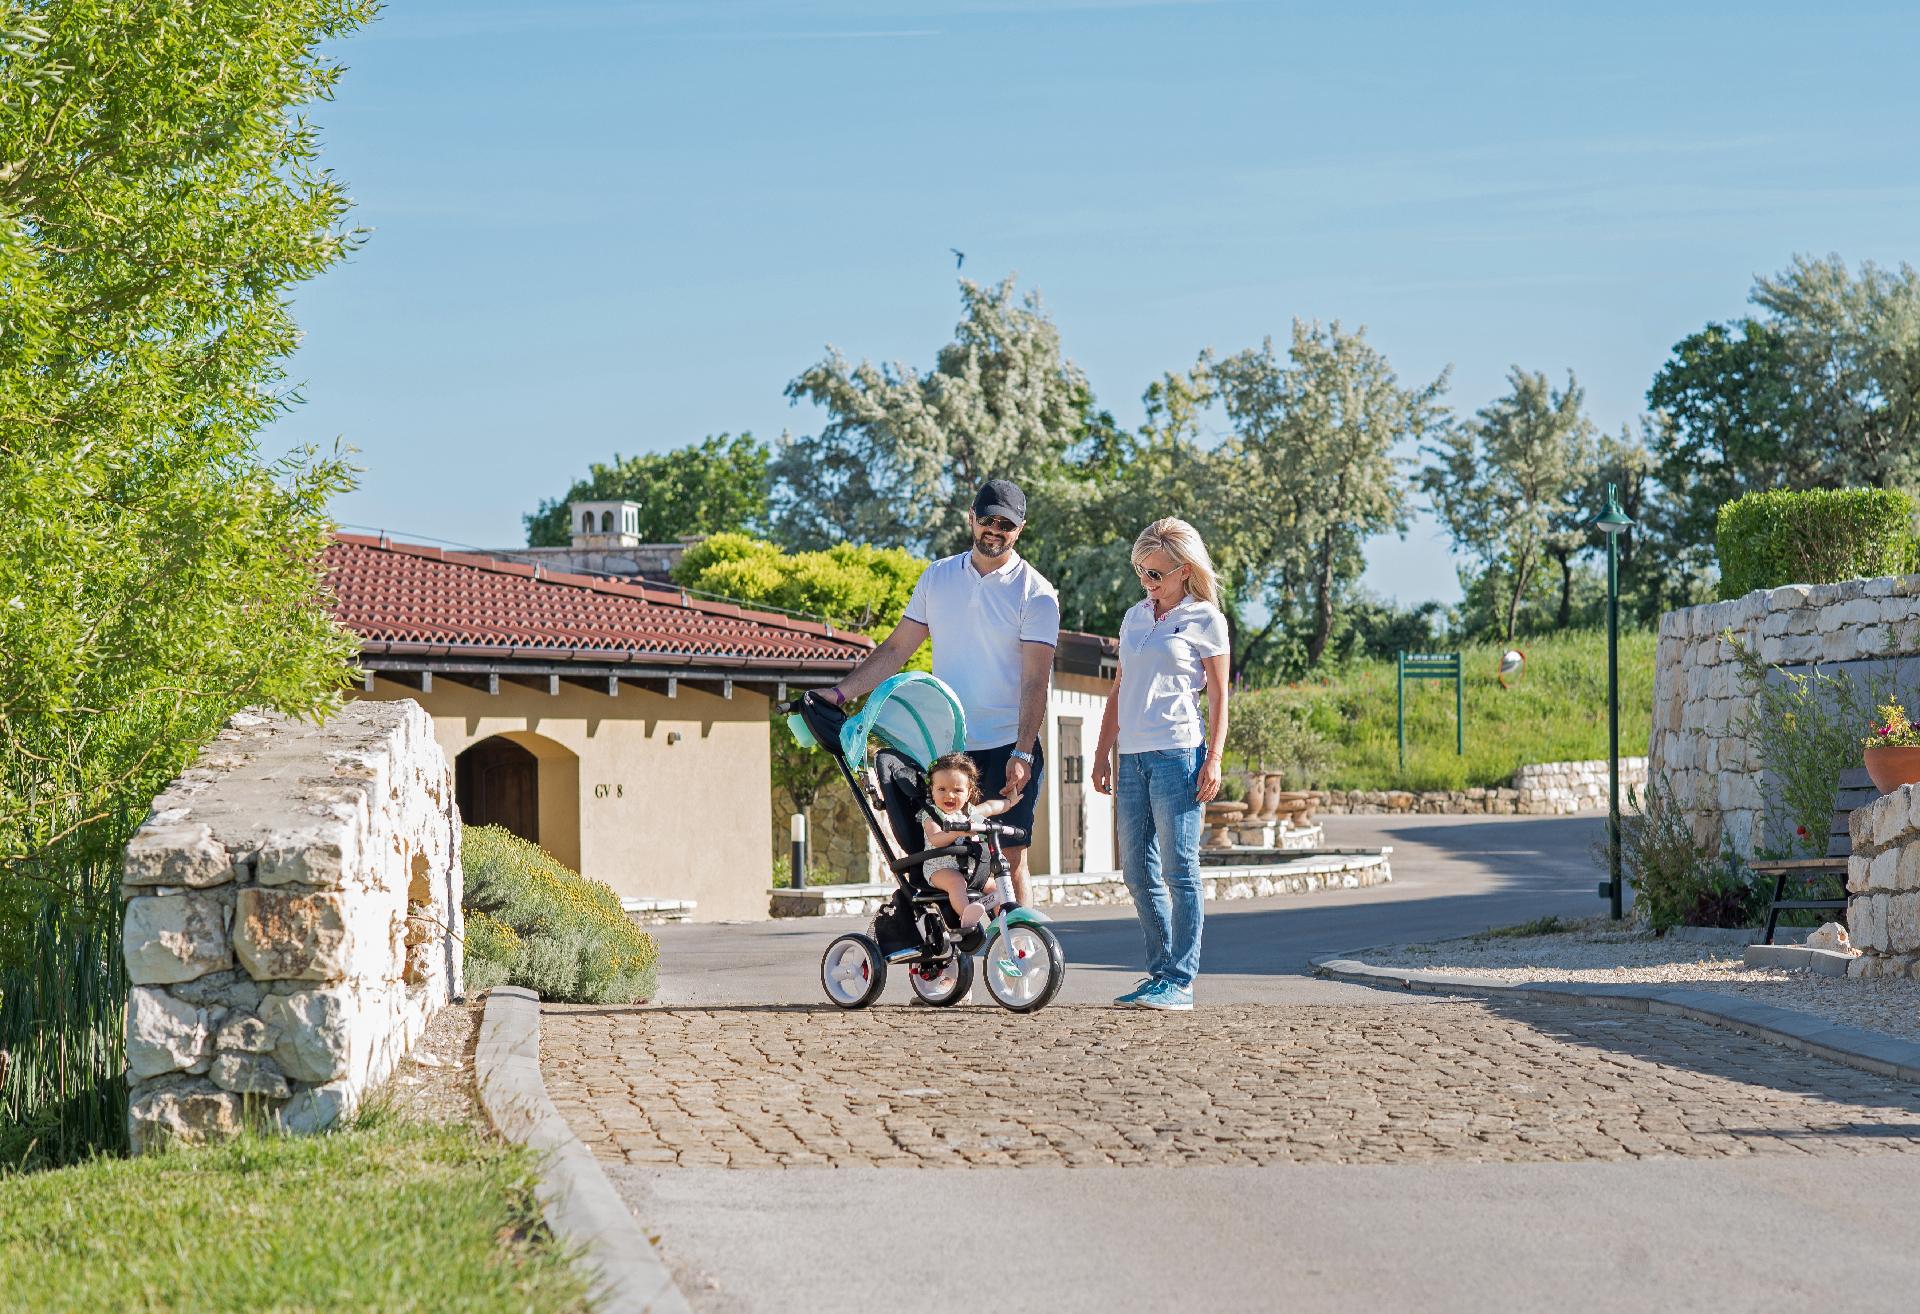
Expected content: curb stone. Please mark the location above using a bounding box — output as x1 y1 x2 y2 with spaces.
476 987 692 1314
1312 952 1920 1087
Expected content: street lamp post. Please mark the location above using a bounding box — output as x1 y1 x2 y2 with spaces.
1592 484 1635 920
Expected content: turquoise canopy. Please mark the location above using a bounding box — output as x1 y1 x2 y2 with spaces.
839 672 966 768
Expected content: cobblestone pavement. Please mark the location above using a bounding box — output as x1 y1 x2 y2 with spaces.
540 1001 1920 1169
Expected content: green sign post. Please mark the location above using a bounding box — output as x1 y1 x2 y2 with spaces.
1396 650 1464 770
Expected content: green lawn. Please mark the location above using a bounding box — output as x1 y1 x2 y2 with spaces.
1290 628 1658 792
0 1116 588 1314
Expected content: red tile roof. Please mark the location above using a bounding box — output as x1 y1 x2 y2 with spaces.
326 534 873 672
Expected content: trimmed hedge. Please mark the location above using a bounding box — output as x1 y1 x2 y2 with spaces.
1715 487 1918 600
461 825 658 1004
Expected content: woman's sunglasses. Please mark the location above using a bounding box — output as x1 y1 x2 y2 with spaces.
1133 561 1186 583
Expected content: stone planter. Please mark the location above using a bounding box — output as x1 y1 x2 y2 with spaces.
1243 773 1268 819
1865 746 1920 794
1261 773 1287 822
1273 790 1312 827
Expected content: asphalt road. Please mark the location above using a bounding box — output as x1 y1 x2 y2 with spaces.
648 810 1620 1007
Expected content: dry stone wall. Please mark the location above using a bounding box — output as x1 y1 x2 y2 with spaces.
1846 783 1920 977
1651 575 1920 856
122 700 461 1151
1312 758 1647 817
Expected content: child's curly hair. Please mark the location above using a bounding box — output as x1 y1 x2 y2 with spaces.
927 752 984 807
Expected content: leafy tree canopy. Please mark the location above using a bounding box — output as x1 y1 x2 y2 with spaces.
0 0 374 1156
771 278 1088 556
1422 368 1595 641
674 532 925 634
1206 323 1450 673
1646 254 1920 587
524 432 770 547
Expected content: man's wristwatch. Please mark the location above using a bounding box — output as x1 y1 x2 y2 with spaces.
1009 748 1036 766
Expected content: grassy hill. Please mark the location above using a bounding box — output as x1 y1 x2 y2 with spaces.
1279 629 1658 792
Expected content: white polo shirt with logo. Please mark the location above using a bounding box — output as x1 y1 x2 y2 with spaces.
902 550 1061 750
1115 596 1231 754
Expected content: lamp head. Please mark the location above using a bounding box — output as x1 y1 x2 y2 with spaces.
1592 482 1634 537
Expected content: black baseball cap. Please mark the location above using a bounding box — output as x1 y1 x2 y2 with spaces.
972 478 1027 524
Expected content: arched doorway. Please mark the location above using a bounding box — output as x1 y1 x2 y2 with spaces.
456 736 540 845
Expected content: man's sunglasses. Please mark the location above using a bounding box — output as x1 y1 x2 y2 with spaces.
1133 561 1186 584
975 516 1020 534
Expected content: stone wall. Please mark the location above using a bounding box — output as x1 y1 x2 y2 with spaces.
1651 575 1920 856
1846 783 1920 977
1313 758 1647 817
122 700 461 1151
771 780 884 886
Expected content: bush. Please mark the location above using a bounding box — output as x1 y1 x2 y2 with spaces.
1715 488 1918 600
1227 688 1334 788
1614 777 1764 932
461 827 658 1004
1728 633 1893 854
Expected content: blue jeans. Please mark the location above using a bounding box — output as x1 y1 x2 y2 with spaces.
1116 747 1205 990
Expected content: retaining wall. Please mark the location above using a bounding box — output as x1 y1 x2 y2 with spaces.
122 700 461 1151
1651 575 1920 856
768 851 1392 917
1313 758 1648 817
1847 783 1920 977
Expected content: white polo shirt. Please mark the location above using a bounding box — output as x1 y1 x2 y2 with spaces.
902 550 1060 750
1115 596 1230 754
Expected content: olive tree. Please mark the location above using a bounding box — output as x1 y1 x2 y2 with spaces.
1422 368 1596 641
1206 323 1450 673
771 277 1090 556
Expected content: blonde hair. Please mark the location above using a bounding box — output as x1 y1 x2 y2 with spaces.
1131 518 1220 607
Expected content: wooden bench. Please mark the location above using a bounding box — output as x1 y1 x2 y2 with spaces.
1747 766 1875 945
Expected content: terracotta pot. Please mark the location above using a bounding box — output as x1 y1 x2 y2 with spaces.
1865 745 1920 794
1242 773 1267 818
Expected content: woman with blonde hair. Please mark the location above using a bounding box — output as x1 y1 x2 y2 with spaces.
1090 517 1230 1011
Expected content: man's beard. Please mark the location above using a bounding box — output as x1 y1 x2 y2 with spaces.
973 530 1011 561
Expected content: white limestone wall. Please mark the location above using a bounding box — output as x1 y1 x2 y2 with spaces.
122 700 461 1151
1651 575 1920 856
1846 783 1920 976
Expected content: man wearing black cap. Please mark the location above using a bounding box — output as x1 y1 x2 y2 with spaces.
823 478 1060 906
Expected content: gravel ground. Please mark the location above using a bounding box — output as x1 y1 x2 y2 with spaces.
378 998 483 1125
1362 917 1920 1045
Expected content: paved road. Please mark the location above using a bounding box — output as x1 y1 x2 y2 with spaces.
648 811 1618 1007
547 813 1920 1312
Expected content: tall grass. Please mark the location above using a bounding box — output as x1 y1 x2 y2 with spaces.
1279 629 1659 791
0 846 130 1172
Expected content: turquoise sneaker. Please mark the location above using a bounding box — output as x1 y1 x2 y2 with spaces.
1136 980 1193 1011
1114 977 1157 1006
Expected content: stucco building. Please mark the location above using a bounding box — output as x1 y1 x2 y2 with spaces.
326 532 870 921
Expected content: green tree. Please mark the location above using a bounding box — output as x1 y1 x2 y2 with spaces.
0 0 374 1161
1646 319 1805 578
1207 323 1450 673
771 277 1088 555
1423 369 1595 641
523 433 770 546
1024 371 1218 639
1645 255 1920 593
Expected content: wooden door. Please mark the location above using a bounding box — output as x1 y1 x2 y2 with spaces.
456 736 540 845
1059 717 1085 873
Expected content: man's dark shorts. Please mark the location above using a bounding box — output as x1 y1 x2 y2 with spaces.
970 742 1044 847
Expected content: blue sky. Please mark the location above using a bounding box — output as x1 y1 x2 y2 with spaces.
268 0 1920 604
